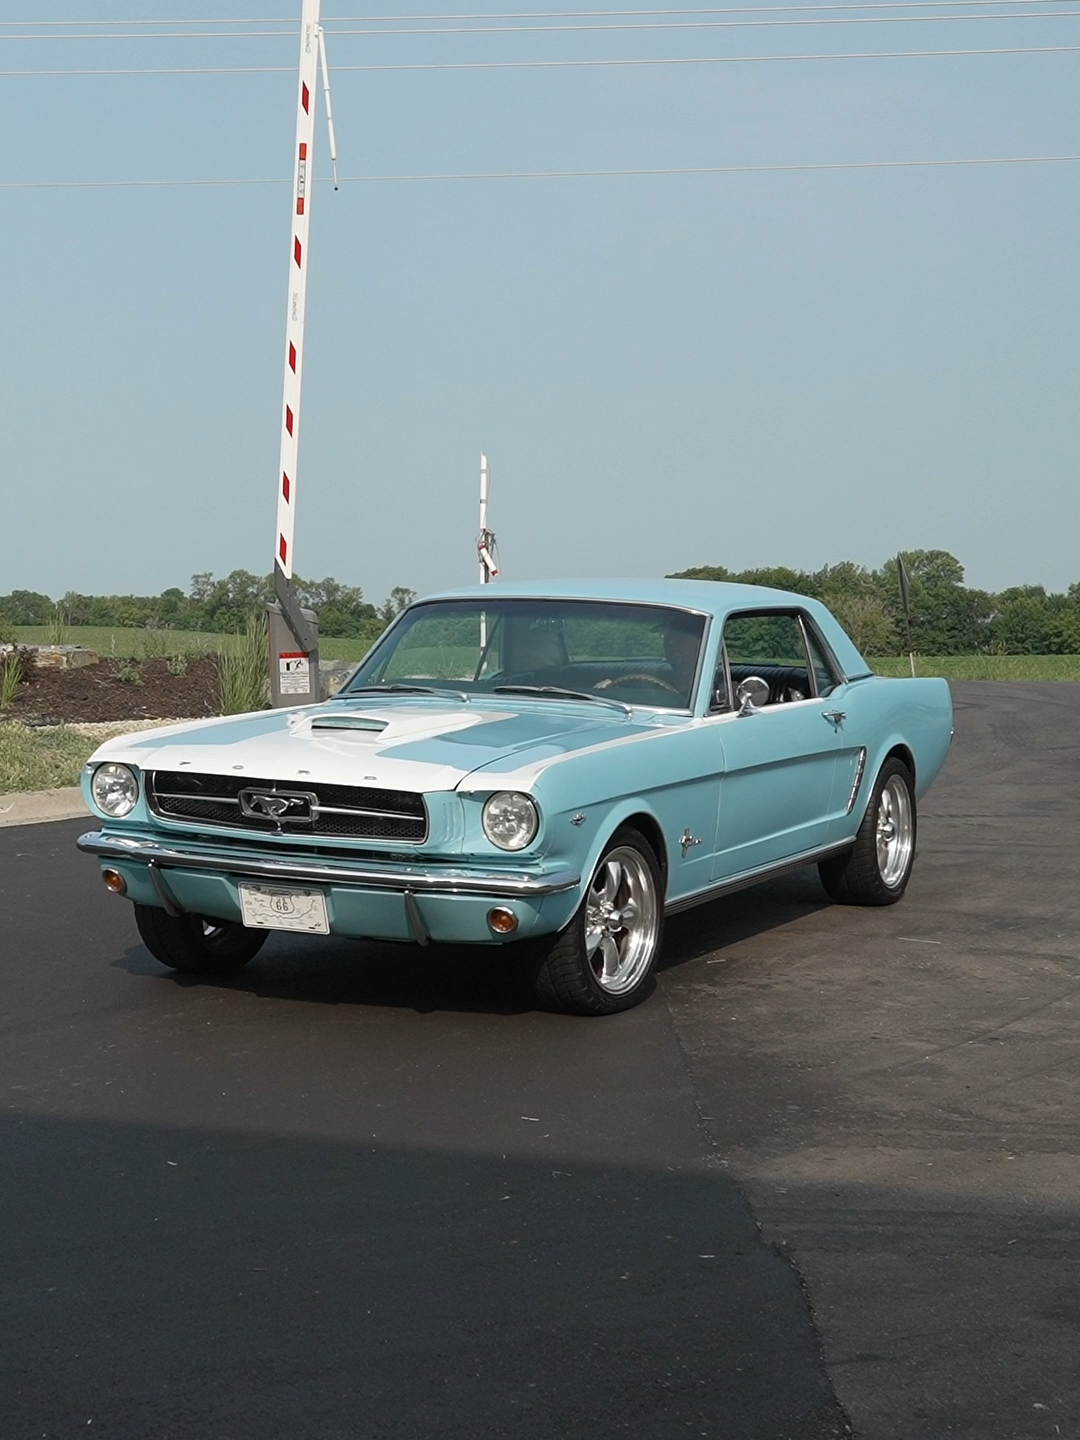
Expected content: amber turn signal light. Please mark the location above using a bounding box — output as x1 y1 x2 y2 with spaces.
101 868 127 894
487 907 518 935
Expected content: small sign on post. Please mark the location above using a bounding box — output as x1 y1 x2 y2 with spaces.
267 601 320 707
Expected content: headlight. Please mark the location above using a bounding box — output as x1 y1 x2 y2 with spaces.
482 791 539 851
91 763 139 818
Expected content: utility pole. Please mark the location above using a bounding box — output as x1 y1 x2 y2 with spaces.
267 0 338 707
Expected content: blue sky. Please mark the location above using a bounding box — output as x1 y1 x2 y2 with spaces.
1 3 1077 608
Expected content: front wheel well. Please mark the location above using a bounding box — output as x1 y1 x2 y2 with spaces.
617 812 669 887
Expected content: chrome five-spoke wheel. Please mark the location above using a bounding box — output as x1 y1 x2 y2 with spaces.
876 774 915 889
818 756 918 906
584 846 661 997
530 827 665 1014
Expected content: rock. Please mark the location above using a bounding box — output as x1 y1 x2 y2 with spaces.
15 645 99 671
319 660 357 700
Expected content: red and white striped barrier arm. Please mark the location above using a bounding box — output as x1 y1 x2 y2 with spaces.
274 0 322 583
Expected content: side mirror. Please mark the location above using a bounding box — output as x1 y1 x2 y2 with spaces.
736 676 770 716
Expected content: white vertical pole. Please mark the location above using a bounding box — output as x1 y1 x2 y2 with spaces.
478 452 489 651
479 452 489 585
274 0 322 585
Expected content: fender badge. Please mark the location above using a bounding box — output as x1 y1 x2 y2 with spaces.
679 828 703 858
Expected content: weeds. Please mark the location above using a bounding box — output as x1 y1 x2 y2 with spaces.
0 647 35 709
112 659 144 686
1 653 22 709
215 614 269 715
166 651 190 676
138 628 173 659
44 604 70 648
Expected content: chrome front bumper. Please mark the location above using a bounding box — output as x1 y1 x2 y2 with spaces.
77 831 580 899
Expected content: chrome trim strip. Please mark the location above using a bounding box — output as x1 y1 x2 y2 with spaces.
154 792 241 806
847 748 868 814
77 831 580 899
664 839 852 916
311 803 422 821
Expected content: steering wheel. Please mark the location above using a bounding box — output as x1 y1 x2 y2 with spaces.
594 672 681 695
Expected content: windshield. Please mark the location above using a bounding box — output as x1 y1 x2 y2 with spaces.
343 598 707 709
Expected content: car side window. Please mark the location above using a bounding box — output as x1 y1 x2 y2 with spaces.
718 611 815 707
801 618 842 696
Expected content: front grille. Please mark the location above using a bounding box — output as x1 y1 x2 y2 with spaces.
147 770 428 842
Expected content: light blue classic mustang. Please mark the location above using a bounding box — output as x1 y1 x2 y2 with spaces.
79 579 953 1014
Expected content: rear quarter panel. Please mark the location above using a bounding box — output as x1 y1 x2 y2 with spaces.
841 674 954 803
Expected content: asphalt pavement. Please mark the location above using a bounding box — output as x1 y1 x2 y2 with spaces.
2 682 1077 1440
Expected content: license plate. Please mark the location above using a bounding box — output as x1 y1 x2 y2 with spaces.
238 882 329 934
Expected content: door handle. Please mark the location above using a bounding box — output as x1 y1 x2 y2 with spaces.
822 710 846 724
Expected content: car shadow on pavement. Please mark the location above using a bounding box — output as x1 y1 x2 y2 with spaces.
110 867 834 1015
660 868 833 973
112 935 537 1015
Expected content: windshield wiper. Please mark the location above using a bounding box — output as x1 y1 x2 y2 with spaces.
338 684 469 701
492 685 631 715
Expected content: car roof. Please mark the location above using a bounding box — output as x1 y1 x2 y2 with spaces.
420 577 815 617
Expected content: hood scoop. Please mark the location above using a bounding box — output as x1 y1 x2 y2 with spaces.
310 713 388 734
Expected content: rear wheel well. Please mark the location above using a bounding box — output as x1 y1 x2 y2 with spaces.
885 744 916 786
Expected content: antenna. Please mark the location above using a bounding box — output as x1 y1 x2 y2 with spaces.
268 0 339 706
477 452 499 583
317 24 339 190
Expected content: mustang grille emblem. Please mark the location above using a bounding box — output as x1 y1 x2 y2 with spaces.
239 788 317 824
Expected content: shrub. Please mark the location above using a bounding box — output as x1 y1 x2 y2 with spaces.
215 614 270 715
1 653 21 709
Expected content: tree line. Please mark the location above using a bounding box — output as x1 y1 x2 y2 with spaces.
0 572 416 644
670 550 1078 655
1 551 1077 655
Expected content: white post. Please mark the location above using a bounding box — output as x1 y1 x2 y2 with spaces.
479 453 490 585
478 452 489 652
477 452 499 583
273 0 322 589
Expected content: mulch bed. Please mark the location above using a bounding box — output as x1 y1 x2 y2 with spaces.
1 656 221 725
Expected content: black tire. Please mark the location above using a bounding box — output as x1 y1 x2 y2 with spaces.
529 827 664 1016
819 757 917 906
134 903 268 974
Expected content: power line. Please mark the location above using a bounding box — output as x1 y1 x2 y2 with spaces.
3 0 1078 21
3 11 1077 39
4 43 1075 74
2 155 1076 187
327 0 1080 13
327 10 1080 29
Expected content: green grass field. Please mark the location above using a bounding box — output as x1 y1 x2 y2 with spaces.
10 627 1079 678
0 722 137 794
11 625 376 663
870 654 1078 681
